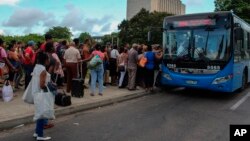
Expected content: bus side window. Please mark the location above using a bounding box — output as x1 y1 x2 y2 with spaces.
234 28 244 62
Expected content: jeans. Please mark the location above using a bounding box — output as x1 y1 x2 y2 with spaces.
36 119 45 137
119 69 126 87
90 64 104 94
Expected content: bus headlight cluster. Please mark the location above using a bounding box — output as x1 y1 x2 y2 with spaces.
163 73 172 80
207 66 221 70
167 64 176 69
212 74 233 84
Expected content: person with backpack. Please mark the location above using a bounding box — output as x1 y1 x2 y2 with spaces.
83 44 104 96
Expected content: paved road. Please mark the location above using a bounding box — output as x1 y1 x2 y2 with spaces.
1 87 250 141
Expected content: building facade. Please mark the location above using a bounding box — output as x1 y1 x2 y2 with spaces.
127 0 186 20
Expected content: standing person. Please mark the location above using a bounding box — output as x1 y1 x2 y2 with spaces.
0 39 17 80
127 43 138 91
32 52 52 141
101 45 109 86
81 39 91 88
40 34 53 52
117 47 128 88
63 42 81 93
144 45 163 92
23 41 36 89
8 43 22 89
109 45 119 85
152 45 163 87
45 42 57 76
136 44 147 88
56 40 67 63
83 44 104 96
16 41 25 87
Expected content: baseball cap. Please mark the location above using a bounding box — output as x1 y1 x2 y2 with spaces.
28 40 36 46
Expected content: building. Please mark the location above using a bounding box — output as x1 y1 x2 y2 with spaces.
127 0 186 20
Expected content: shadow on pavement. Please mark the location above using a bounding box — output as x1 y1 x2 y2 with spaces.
158 85 250 101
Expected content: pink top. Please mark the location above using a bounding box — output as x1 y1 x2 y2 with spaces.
92 50 104 60
52 53 64 77
0 47 7 62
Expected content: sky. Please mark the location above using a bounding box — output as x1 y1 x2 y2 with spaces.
0 0 215 37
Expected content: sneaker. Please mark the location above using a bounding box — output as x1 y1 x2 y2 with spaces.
99 93 103 96
33 133 38 138
90 93 95 96
36 136 51 141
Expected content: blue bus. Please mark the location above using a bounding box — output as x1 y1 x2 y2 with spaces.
161 11 250 92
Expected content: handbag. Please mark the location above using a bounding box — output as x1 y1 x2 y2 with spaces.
33 87 55 121
118 65 125 72
55 91 71 107
22 80 34 104
0 62 9 78
138 53 147 68
2 80 13 102
88 55 102 69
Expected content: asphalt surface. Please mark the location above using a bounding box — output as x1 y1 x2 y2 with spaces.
1 87 250 141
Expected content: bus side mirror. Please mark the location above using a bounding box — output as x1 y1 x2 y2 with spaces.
234 27 243 40
148 31 151 42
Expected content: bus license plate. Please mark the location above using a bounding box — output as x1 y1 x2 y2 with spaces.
186 80 197 85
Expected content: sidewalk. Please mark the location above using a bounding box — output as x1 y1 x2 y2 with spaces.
0 85 146 131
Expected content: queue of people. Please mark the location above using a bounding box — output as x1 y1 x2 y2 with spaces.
0 35 163 140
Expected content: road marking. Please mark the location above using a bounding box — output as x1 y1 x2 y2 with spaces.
230 92 250 111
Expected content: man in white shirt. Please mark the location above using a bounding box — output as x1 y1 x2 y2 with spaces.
109 45 120 85
63 42 81 93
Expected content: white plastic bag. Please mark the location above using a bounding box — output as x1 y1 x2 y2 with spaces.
33 88 55 121
22 82 34 104
2 80 13 102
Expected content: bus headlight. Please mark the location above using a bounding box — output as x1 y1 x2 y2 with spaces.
163 73 172 80
212 74 233 84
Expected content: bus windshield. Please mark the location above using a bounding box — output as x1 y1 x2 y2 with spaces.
164 27 230 62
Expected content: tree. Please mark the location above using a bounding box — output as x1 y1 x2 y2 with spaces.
214 0 231 11
214 0 250 23
79 32 92 43
118 8 172 45
46 26 72 40
102 32 119 45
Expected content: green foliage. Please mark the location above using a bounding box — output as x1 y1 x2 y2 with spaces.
46 26 72 40
101 32 119 45
0 34 44 46
214 0 250 23
118 8 172 45
79 32 92 43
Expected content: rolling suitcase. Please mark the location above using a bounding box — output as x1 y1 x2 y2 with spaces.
71 61 84 98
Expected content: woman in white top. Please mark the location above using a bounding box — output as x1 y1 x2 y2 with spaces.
31 52 52 141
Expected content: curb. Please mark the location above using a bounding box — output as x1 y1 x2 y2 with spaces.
0 91 148 131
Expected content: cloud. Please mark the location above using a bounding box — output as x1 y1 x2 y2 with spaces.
60 4 115 35
3 8 54 27
2 8 58 34
2 4 120 36
0 29 5 35
0 0 20 6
